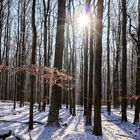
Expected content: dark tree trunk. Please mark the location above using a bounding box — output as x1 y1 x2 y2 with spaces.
13 0 21 109
134 53 140 124
134 0 140 124
0 0 3 99
93 0 103 136
37 26 43 111
71 55 76 116
71 1 76 116
83 30 88 115
0 0 3 65
121 0 127 122
113 2 121 109
69 87 72 115
69 52 72 115
16 0 21 102
86 0 94 125
65 21 70 109
20 0 26 107
42 0 50 111
29 0 37 130
47 0 66 126
130 47 134 109
83 0 90 116
80 47 84 107
106 0 111 115
4 0 10 100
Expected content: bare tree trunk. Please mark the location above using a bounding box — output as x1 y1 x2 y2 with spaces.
113 2 121 108
71 1 76 116
130 47 134 109
134 0 140 124
65 19 70 109
106 0 111 115
134 52 140 124
83 0 90 116
4 0 11 100
47 0 66 126
20 0 26 107
42 0 50 111
0 0 3 65
0 0 3 99
80 46 84 107
86 0 94 125
121 0 127 122
93 0 103 136
29 0 37 130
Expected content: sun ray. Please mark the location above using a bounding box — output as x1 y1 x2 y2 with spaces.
77 14 90 28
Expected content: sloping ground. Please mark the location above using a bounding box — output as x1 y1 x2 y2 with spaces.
0 101 139 140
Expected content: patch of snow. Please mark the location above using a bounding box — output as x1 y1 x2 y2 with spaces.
0 102 139 140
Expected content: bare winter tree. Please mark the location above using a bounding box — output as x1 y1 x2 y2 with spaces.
29 0 37 130
93 0 103 136
86 0 94 126
106 0 111 115
47 0 66 126
83 0 90 116
134 0 140 125
121 0 127 122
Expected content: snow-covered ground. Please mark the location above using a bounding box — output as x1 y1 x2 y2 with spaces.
0 101 139 140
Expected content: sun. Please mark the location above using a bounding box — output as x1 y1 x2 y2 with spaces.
77 14 90 28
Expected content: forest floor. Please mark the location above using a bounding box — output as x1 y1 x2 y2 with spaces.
0 101 139 140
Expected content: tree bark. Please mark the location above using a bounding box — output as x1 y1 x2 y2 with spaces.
29 0 37 130
20 0 26 107
86 0 94 125
134 0 140 124
93 0 103 136
42 0 50 111
106 0 111 115
47 0 66 126
121 0 127 122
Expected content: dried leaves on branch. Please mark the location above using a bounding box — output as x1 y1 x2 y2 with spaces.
0 65 72 87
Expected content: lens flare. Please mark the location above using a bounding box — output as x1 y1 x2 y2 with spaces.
78 15 90 28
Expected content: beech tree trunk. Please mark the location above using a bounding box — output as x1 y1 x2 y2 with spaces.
113 9 121 108
86 0 94 125
106 0 111 115
83 0 90 116
29 0 37 130
20 0 26 107
47 0 66 126
93 0 103 136
42 0 50 111
121 0 127 122
0 0 3 99
134 0 140 124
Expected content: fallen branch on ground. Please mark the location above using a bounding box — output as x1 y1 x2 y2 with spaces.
0 120 45 125
116 133 133 138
